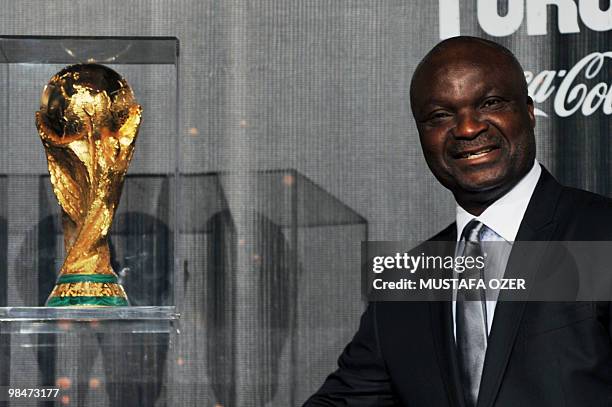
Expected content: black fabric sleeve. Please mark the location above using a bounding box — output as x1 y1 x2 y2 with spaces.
302 302 399 406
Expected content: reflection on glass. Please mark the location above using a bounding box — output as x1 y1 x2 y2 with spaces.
206 209 295 405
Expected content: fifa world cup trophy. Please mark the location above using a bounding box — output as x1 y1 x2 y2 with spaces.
35 64 142 306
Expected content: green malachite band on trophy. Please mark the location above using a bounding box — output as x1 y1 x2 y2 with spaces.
46 296 129 307
56 274 118 284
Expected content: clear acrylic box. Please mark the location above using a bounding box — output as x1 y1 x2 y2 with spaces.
0 36 179 310
178 170 367 406
0 36 179 406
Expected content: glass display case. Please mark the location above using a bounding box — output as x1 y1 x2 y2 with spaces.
0 36 179 406
178 170 367 406
0 35 179 309
0 36 366 406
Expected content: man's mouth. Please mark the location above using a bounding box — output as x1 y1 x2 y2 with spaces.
453 146 499 160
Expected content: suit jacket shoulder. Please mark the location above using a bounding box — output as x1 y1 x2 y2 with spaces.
426 167 612 243
553 182 612 240
429 223 456 242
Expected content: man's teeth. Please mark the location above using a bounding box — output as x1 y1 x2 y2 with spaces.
461 148 493 159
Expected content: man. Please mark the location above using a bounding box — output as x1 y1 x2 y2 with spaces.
304 36 612 406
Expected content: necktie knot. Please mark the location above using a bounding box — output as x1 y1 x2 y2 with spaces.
461 219 485 243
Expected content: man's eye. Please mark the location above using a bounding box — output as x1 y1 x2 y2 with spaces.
483 98 503 108
429 111 451 121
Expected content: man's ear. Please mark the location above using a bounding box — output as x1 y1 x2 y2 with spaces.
526 96 535 128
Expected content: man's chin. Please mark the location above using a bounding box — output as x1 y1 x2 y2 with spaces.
447 163 512 191
455 175 509 194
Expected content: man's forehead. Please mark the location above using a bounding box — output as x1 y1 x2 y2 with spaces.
416 61 510 96
413 47 522 97
419 45 513 78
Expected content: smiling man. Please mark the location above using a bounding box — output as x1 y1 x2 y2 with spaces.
411 38 536 216
304 37 612 407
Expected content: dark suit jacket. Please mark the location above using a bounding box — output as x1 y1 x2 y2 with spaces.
304 167 612 406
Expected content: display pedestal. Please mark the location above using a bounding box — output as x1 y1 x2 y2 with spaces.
0 306 179 334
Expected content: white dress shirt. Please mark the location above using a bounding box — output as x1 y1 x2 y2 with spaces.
453 160 542 338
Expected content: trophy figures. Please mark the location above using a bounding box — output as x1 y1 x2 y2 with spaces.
35 64 142 306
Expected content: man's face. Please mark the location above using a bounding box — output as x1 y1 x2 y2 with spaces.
411 47 536 204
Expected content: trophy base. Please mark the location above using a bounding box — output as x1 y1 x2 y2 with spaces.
46 296 129 307
45 274 130 307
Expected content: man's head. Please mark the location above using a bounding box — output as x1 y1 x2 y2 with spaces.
410 36 536 214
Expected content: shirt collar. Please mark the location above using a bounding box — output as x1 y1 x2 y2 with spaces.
455 160 541 242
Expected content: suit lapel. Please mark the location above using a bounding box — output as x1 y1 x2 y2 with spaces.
429 226 467 407
476 168 562 407
430 300 467 407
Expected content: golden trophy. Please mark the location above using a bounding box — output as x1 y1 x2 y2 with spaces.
35 64 142 306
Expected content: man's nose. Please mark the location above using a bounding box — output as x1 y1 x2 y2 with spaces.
453 111 488 139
